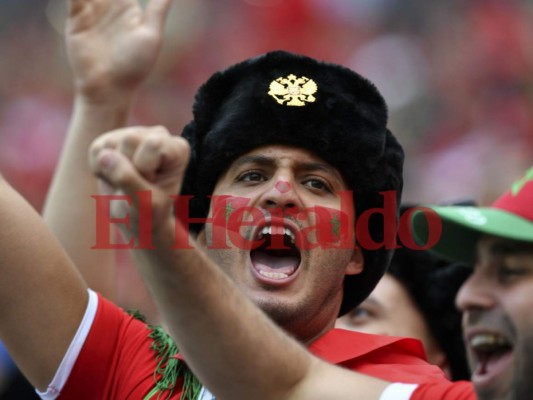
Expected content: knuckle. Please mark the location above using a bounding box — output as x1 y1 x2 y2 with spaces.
177 137 190 152
143 134 164 153
173 137 191 160
119 126 145 134
119 134 140 151
102 137 118 149
91 132 115 152
89 142 103 159
151 125 170 135
111 164 134 187
115 126 148 141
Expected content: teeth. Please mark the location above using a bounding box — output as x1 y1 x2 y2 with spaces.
259 270 289 279
470 334 510 349
259 226 271 239
284 228 296 244
258 226 296 244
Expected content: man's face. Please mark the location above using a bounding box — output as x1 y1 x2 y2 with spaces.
336 273 447 374
198 145 363 343
456 235 533 400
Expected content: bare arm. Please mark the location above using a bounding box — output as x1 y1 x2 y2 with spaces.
43 0 171 298
0 175 88 391
89 127 391 400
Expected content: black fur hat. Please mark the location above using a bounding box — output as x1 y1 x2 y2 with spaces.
390 205 471 380
180 50 404 316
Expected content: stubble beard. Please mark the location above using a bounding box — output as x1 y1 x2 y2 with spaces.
475 336 533 400
510 335 533 400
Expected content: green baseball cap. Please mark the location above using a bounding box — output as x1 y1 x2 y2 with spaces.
411 166 533 264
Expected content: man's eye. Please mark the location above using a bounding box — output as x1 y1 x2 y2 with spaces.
497 266 526 283
238 171 266 182
349 307 373 321
303 178 331 192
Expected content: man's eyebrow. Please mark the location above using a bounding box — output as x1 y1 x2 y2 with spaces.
299 162 343 179
229 155 275 170
489 240 533 256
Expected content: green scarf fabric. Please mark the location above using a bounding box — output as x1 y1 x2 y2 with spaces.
127 310 203 400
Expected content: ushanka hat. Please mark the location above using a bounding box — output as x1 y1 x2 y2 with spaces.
388 205 471 381
180 50 404 315
411 166 533 264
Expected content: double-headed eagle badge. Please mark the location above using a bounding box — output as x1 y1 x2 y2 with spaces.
268 74 317 106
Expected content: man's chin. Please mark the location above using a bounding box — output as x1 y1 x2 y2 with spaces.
252 295 303 324
512 353 533 400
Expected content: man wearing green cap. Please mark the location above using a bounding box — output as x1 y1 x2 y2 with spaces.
411 166 533 400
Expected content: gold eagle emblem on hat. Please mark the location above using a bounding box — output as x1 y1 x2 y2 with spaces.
268 74 317 106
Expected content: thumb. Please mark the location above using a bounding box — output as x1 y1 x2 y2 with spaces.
92 147 176 240
92 149 158 242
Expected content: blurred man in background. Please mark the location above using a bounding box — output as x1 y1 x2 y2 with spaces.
338 205 471 381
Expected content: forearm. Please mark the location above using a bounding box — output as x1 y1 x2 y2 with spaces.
0 176 87 390
43 95 134 298
132 223 314 399
45 0 172 299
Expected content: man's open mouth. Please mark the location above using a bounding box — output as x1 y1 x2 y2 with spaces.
469 332 513 385
250 222 302 282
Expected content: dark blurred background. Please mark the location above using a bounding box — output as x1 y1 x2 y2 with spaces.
0 0 532 398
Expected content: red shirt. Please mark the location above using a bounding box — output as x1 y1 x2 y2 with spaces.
310 328 450 383
310 330 475 400
60 295 184 399
59 294 474 399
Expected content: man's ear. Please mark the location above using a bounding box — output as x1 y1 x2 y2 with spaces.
345 245 364 276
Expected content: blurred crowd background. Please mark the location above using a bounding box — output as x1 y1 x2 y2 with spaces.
0 0 532 397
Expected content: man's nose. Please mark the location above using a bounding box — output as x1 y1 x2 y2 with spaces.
258 176 303 212
455 269 496 312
